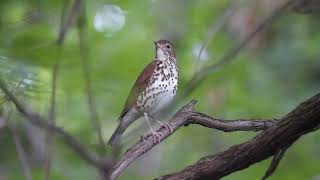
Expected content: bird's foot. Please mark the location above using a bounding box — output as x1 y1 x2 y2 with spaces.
148 130 161 143
144 112 162 143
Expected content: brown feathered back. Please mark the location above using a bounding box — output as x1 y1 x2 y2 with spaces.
117 60 157 120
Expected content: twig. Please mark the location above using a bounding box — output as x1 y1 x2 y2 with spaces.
0 79 110 170
292 0 320 14
109 100 276 179
181 0 298 97
261 144 290 180
77 0 106 153
8 120 33 180
76 2 108 179
57 0 81 45
186 113 277 132
44 1 74 179
43 41 60 180
196 0 240 64
0 116 6 130
3 101 32 180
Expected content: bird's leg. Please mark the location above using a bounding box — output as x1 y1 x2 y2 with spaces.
144 113 161 143
150 116 173 134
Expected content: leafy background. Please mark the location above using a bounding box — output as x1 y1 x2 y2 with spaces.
0 0 319 179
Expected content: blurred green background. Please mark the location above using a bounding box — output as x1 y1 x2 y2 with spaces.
0 0 319 179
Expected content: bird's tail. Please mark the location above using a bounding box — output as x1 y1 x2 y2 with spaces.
108 119 125 147
108 110 136 147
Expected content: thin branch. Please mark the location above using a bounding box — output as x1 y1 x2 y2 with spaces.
8 120 33 180
43 39 61 180
56 0 81 45
292 0 320 14
44 1 73 179
261 144 290 180
76 2 109 179
3 101 32 180
77 0 106 153
159 92 320 180
186 113 277 132
196 0 240 65
0 79 110 170
109 100 276 179
0 116 6 130
181 0 298 97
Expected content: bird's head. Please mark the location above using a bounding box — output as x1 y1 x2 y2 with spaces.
154 40 176 61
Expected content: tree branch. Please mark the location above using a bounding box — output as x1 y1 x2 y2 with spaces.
180 0 298 97
76 0 106 153
185 113 277 132
9 122 33 180
56 0 81 45
0 116 6 130
292 0 320 14
159 92 320 180
0 79 111 171
196 0 240 64
262 144 290 180
109 100 276 179
44 1 77 178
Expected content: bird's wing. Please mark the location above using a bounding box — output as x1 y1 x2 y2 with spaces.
118 60 157 120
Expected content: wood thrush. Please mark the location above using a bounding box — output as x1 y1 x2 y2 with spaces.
108 40 178 147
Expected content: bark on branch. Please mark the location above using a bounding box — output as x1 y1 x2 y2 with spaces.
110 101 277 179
292 0 320 14
159 92 320 180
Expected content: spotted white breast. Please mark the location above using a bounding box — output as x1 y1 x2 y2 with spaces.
136 59 178 115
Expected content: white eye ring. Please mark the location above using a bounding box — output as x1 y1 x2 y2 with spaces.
166 44 171 49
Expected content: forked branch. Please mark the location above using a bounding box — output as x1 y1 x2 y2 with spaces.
158 92 320 180
110 100 277 179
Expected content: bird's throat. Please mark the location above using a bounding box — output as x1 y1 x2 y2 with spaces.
156 48 169 61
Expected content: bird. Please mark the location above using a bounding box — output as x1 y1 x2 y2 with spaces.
107 40 178 147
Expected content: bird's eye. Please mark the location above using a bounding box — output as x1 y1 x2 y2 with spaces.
166 44 171 49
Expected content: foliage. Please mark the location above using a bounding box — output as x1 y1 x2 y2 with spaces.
0 0 319 179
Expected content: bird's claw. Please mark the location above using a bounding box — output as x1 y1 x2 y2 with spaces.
160 122 173 134
148 131 161 143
